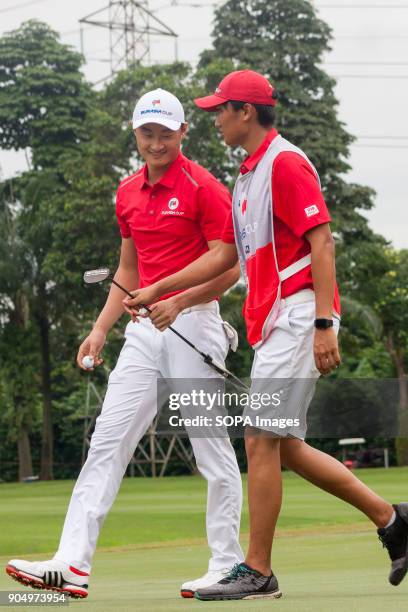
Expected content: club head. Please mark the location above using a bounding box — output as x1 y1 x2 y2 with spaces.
83 268 111 284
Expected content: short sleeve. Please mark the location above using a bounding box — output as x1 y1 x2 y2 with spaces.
273 152 331 238
197 177 232 242
115 189 131 238
221 209 235 244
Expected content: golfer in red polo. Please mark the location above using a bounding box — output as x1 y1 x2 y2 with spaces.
6 88 244 599
126 71 408 601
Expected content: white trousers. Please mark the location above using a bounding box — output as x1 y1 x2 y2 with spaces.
54 303 243 573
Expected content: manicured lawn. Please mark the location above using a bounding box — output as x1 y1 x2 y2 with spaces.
1 468 407 610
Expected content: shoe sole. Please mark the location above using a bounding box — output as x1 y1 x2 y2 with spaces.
180 589 194 598
196 589 282 601
6 565 88 599
390 504 408 586
390 539 408 586
390 565 407 587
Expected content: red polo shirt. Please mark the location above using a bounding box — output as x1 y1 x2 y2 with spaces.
116 152 231 299
222 129 341 315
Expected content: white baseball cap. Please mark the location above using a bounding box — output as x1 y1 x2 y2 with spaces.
132 88 185 131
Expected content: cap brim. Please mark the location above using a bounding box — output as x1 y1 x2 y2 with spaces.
132 117 181 131
194 94 227 111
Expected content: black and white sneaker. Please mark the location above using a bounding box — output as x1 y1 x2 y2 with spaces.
6 559 89 598
378 503 408 586
194 563 282 601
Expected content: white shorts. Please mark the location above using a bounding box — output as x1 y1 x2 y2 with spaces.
246 297 340 439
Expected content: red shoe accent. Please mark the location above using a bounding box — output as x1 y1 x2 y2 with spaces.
64 587 88 598
6 565 42 587
69 565 89 577
5 565 88 599
180 589 194 599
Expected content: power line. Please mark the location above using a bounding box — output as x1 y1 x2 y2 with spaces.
0 0 47 13
154 1 217 9
318 4 408 8
336 35 408 39
332 74 408 78
357 136 408 139
326 61 408 66
352 144 408 149
60 26 93 38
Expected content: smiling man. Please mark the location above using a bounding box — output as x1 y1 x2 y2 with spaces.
126 72 408 601
6 88 244 600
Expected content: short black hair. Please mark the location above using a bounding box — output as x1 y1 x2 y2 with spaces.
227 100 276 128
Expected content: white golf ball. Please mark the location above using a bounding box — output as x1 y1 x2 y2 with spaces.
82 355 94 369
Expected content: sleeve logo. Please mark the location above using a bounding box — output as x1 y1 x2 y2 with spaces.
304 204 319 218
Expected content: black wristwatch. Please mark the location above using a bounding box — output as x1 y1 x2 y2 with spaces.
314 318 334 330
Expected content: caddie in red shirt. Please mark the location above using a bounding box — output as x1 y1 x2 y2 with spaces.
127 71 408 600
6 88 244 600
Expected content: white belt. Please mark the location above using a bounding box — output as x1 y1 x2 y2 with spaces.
181 300 219 315
280 289 315 308
280 289 341 320
181 301 238 351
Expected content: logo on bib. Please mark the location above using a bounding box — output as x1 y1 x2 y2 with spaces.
168 197 179 210
239 194 248 215
304 205 319 218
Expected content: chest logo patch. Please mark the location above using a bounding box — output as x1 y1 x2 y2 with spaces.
168 197 179 210
239 194 248 215
304 204 319 218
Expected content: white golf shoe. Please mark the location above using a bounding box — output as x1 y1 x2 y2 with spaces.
6 558 89 599
180 568 232 598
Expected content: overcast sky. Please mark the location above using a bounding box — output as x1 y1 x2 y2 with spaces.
0 0 407 248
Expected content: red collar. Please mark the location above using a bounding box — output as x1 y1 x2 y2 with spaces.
240 129 279 175
142 152 184 189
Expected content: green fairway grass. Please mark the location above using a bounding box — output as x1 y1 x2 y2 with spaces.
1 468 407 610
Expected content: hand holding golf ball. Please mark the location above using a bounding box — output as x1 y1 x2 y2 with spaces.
77 329 106 371
82 355 95 370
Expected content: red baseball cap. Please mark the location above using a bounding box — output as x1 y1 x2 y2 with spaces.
194 69 277 111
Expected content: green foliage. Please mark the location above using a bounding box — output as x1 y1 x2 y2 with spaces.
373 249 408 347
0 21 111 478
0 20 91 169
1 7 407 479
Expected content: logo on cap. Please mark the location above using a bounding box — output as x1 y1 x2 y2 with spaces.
215 87 221 94
168 197 179 210
152 99 160 106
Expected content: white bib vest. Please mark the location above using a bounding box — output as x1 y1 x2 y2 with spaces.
232 135 321 348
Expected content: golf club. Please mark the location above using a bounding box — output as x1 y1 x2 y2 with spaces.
83 268 249 391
